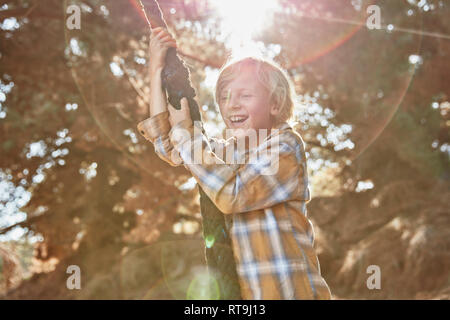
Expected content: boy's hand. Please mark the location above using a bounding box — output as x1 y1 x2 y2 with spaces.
168 97 192 127
149 27 177 71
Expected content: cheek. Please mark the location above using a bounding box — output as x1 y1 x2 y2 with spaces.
247 102 270 124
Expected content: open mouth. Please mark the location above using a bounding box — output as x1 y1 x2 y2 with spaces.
229 115 249 126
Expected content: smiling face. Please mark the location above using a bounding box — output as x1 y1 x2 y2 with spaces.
217 66 280 133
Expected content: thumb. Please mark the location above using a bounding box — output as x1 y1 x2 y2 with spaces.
181 97 190 108
167 102 176 112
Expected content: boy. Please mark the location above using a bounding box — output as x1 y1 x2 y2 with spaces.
137 27 332 299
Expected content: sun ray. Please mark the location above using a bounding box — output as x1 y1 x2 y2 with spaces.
208 0 279 56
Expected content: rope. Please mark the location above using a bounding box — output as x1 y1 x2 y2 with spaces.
139 0 242 299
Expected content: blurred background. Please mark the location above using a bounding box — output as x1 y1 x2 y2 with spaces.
0 0 449 299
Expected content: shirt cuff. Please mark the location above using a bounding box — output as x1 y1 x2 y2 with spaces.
137 111 171 143
169 118 197 148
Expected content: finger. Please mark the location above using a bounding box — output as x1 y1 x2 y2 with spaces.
151 31 165 41
155 33 167 41
161 39 175 48
155 30 169 40
150 28 164 39
159 36 176 44
162 38 176 45
150 27 163 34
162 41 177 49
159 35 173 42
169 103 180 114
150 33 165 44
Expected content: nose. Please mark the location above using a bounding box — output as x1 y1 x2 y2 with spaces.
225 94 241 110
229 102 241 110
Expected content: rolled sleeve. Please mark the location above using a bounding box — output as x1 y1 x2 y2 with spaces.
137 111 183 167
137 111 171 143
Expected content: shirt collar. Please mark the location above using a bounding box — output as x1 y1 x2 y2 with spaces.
229 122 293 156
262 122 292 142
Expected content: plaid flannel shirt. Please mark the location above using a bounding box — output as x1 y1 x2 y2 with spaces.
137 110 332 300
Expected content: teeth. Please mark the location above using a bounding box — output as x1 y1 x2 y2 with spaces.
230 116 247 122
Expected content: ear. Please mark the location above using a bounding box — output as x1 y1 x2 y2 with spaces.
270 103 280 117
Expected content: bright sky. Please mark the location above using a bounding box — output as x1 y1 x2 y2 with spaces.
208 0 280 57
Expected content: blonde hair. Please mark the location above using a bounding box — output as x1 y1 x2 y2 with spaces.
214 56 296 127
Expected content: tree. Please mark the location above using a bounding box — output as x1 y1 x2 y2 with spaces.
0 0 448 299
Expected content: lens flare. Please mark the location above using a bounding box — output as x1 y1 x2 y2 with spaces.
205 234 215 248
186 271 220 300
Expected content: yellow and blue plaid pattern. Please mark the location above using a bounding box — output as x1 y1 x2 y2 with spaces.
137 111 332 299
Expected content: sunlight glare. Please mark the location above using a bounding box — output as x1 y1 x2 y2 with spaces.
209 0 278 56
